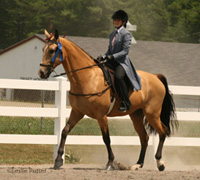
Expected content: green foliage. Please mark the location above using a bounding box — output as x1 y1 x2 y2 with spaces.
164 0 200 43
0 0 200 50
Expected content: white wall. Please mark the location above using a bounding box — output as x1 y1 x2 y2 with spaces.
0 38 64 80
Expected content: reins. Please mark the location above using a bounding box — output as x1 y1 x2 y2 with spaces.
54 59 111 97
53 60 107 77
40 39 111 97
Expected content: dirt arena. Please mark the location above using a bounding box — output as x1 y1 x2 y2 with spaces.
0 164 200 180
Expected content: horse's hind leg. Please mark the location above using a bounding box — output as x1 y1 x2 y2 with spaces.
54 109 84 169
129 110 149 170
155 133 166 171
97 115 115 170
145 113 167 171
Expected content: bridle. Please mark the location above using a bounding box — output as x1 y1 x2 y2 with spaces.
40 40 111 96
40 40 63 74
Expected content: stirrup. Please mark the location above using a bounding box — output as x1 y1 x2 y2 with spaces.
118 102 128 112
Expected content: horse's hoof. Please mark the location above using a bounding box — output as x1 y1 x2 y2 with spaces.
156 159 165 171
130 164 143 171
158 164 165 171
54 159 63 170
105 164 115 171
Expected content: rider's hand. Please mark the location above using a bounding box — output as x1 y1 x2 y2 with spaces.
106 55 114 61
97 55 104 61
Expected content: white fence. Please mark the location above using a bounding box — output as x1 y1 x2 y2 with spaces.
0 77 200 161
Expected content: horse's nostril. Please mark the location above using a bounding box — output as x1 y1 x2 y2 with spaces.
39 70 45 79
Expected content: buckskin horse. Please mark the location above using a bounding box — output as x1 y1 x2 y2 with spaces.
38 29 177 171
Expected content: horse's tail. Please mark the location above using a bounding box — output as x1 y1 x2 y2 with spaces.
156 74 178 136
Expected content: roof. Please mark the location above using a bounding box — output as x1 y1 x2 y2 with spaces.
0 34 45 55
1 34 199 86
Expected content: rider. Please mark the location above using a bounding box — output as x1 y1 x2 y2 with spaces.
98 10 141 112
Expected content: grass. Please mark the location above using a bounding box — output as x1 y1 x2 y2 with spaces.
0 116 138 136
0 116 200 137
0 116 54 135
0 117 200 164
0 144 53 164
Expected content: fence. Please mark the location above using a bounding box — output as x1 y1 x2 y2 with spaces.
0 77 200 162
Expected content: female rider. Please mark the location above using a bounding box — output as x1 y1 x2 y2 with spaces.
98 10 141 112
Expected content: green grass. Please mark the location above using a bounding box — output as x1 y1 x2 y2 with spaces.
0 144 54 164
0 116 54 135
0 116 200 137
0 117 200 164
0 117 138 136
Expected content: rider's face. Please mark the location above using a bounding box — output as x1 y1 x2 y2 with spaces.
113 19 123 28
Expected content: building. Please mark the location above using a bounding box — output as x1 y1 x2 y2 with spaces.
0 34 199 86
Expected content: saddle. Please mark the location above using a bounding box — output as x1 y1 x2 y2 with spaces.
96 59 133 94
95 59 133 114
95 60 117 95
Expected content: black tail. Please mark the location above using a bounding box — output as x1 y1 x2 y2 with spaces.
157 74 178 136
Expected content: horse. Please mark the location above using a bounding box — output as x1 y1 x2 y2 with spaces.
38 29 177 171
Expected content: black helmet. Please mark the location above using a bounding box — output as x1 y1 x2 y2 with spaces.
112 10 128 25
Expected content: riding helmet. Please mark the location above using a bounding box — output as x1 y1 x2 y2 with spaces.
112 10 128 27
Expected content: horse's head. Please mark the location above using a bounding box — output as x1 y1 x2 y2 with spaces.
38 29 63 79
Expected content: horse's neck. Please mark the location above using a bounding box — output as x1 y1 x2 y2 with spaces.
61 38 99 90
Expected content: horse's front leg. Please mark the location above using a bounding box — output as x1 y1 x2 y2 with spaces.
97 115 115 170
54 109 84 169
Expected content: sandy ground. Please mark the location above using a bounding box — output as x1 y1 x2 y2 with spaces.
0 164 200 180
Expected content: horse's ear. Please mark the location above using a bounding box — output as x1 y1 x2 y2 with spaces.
44 29 51 39
54 29 59 40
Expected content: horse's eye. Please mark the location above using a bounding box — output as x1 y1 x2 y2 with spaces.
49 49 55 54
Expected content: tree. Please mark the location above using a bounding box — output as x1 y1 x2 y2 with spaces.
164 0 200 43
0 0 200 50
58 0 112 37
126 0 170 41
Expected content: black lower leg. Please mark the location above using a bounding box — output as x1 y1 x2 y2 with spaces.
102 130 114 167
55 124 70 163
155 135 165 160
137 146 147 167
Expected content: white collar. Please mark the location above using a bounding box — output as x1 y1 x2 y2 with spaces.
116 26 124 33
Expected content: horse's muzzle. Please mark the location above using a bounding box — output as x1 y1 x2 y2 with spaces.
38 70 51 79
38 70 45 79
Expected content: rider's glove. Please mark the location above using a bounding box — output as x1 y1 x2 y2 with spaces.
106 55 114 61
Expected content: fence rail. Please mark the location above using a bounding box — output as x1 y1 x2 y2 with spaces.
0 77 200 161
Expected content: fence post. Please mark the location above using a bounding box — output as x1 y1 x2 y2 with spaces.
54 77 68 162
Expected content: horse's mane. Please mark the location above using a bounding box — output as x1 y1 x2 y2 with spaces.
63 38 96 62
